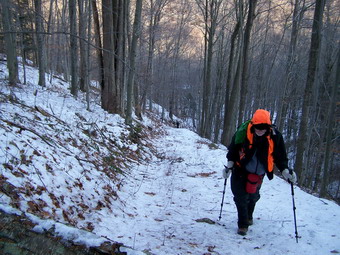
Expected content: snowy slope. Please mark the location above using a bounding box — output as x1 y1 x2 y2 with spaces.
0 60 340 255
115 126 340 255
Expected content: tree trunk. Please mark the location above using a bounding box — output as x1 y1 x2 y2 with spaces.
221 0 244 145
112 0 123 112
142 0 168 112
34 0 46 87
126 0 143 125
78 0 88 92
198 0 223 139
253 0 271 111
238 0 257 124
46 0 55 84
277 0 305 130
91 0 104 90
86 0 92 110
101 0 118 113
115 0 126 112
294 0 326 182
319 42 339 197
17 0 33 85
221 20 240 146
198 0 209 137
69 0 78 96
212 31 226 142
1 0 19 86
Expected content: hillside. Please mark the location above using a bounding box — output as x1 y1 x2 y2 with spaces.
1 60 340 255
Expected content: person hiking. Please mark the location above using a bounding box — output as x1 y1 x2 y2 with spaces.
222 109 297 236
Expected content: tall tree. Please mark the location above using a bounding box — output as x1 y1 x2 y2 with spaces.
126 0 143 125
277 0 306 130
212 29 227 143
78 0 88 92
102 0 120 113
86 0 92 110
91 0 104 90
69 0 78 96
294 0 326 182
221 0 244 145
17 0 35 85
197 0 224 139
252 0 271 111
142 0 169 112
319 42 339 197
114 0 127 113
168 1 192 122
34 0 46 86
238 0 258 124
1 0 19 86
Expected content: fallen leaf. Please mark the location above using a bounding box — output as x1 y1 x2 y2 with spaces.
195 218 215 224
145 192 156 196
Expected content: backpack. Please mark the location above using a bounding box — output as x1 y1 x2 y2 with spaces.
235 120 251 145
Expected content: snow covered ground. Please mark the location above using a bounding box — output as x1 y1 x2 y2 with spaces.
0 60 339 255
114 126 340 255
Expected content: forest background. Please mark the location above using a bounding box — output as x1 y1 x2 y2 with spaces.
0 0 339 202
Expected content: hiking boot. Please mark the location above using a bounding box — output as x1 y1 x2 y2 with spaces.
248 219 253 226
237 227 248 236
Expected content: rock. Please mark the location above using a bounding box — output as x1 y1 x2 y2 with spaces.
0 209 126 255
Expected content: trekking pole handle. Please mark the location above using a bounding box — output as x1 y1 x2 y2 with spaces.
288 168 297 185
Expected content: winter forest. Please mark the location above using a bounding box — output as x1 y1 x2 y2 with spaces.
1 0 339 204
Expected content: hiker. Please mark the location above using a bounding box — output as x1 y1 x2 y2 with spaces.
223 109 297 236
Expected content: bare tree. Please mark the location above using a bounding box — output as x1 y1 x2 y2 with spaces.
319 44 338 197
294 0 326 182
86 0 92 110
102 0 117 113
126 0 143 125
196 0 224 139
221 0 244 145
168 1 192 122
238 0 258 124
114 0 127 113
212 29 228 143
1 0 19 86
34 0 46 86
277 0 306 131
252 0 271 111
78 0 88 92
69 0 78 96
17 0 35 85
91 0 104 90
318 1 340 197
141 0 169 112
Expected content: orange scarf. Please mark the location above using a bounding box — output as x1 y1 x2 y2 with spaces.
246 123 274 172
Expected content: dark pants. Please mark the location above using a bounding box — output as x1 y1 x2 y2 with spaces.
231 170 263 228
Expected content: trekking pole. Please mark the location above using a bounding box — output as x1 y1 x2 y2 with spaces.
218 178 227 221
289 173 299 243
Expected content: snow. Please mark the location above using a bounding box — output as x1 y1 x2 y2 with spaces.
1 59 340 255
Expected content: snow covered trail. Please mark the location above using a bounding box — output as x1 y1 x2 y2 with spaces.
1 59 339 255
98 126 340 255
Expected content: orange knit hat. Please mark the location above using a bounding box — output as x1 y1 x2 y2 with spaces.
251 109 272 125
